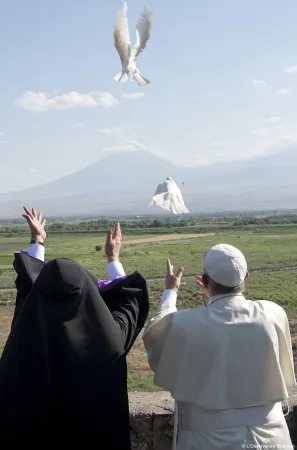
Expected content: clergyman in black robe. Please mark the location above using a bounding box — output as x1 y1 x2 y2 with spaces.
0 238 149 449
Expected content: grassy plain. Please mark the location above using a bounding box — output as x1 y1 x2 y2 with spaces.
0 224 297 390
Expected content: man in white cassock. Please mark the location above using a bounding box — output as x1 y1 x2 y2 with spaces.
143 244 296 449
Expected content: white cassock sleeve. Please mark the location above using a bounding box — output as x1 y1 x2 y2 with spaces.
107 261 126 280
142 289 177 372
27 243 45 262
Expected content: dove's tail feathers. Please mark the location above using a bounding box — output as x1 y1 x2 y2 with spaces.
114 72 129 83
133 72 150 87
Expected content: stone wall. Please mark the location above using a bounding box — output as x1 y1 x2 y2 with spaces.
129 390 297 449
129 392 174 450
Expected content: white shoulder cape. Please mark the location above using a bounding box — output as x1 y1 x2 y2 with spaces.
144 296 296 409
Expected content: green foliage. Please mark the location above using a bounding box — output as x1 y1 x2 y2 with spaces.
128 372 162 392
1 211 297 237
1 215 297 391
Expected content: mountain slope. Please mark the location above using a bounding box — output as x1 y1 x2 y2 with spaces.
0 149 296 217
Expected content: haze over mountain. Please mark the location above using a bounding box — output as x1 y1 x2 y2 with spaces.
0 149 296 218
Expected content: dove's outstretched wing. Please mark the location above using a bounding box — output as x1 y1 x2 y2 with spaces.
114 2 131 62
131 7 152 62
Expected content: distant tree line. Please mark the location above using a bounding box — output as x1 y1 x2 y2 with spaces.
46 218 198 233
233 217 297 226
1 214 297 237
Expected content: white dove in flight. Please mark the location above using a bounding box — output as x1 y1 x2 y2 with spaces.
113 2 152 87
149 177 190 215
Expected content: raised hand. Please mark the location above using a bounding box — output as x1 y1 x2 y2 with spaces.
195 275 209 301
165 258 185 293
22 207 46 242
105 222 122 262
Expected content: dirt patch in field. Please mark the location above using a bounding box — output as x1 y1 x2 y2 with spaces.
123 233 213 245
127 339 150 372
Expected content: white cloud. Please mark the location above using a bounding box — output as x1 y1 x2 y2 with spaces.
252 129 268 136
123 139 175 160
121 140 148 151
284 65 297 74
121 93 145 100
98 126 140 144
98 138 170 161
99 143 139 154
15 91 119 112
99 127 123 135
0 140 9 145
71 122 85 128
99 128 114 135
211 139 236 147
0 132 4 136
29 168 39 173
92 92 119 109
252 80 267 86
263 116 281 123
276 88 290 95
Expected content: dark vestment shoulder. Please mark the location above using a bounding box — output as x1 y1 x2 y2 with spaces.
0 254 149 450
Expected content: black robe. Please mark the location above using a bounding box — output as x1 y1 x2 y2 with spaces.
0 254 149 450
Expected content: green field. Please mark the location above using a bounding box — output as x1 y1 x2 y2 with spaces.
1 222 297 390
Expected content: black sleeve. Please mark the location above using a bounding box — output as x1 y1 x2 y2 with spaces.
100 272 150 354
12 254 150 353
12 253 45 327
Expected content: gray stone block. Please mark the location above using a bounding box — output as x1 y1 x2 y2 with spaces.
129 389 297 448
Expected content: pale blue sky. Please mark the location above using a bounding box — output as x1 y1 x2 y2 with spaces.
1 0 297 192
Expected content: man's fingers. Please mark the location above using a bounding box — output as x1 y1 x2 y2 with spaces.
197 292 207 298
23 207 33 218
175 267 184 279
195 275 204 288
114 222 122 241
112 223 118 239
112 223 116 239
106 229 113 243
166 258 173 276
22 214 33 225
37 212 43 222
32 208 37 218
117 222 121 235
41 219 46 227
